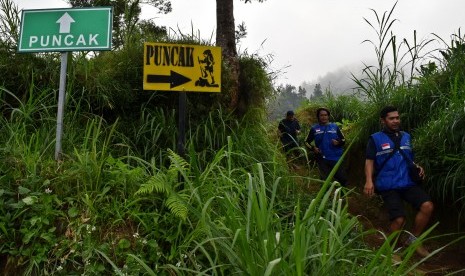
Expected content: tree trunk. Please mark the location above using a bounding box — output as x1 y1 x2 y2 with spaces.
216 0 241 114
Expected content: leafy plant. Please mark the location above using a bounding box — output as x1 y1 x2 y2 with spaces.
136 149 190 220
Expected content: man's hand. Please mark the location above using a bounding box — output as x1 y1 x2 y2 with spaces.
331 139 339 146
364 181 375 197
364 159 375 197
417 164 425 179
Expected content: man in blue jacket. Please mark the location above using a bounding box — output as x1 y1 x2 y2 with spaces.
364 106 433 257
306 107 347 186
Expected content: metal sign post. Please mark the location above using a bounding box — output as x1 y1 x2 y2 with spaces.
177 91 187 157
55 52 68 160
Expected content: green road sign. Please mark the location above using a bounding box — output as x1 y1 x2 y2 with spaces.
18 7 113 53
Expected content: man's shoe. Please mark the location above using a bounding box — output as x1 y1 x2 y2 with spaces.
405 235 430 257
391 253 402 265
415 245 430 257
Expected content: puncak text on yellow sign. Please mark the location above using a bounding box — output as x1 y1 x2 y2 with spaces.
143 42 221 93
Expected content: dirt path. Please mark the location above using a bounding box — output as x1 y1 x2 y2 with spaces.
291 161 465 275
348 191 465 275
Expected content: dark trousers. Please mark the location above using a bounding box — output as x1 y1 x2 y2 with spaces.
316 158 348 186
283 142 298 153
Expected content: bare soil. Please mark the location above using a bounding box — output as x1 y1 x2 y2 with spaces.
291 159 465 275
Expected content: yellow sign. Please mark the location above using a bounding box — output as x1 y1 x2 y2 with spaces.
143 42 221 92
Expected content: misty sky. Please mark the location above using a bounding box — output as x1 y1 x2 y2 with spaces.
14 0 465 89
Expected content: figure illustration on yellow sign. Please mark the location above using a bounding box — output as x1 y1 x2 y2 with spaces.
196 49 219 87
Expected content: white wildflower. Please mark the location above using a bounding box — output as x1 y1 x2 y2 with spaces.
133 232 140 239
176 261 181 267
45 188 52 194
56 265 63 271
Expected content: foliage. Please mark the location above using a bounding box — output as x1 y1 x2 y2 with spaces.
315 3 465 225
120 105 177 159
68 0 171 48
311 83 323 100
135 149 190 220
0 0 19 50
0 0 61 104
0 81 442 273
237 53 275 112
0 184 68 274
1 0 463 273
0 0 273 127
351 2 401 103
267 84 307 121
351 1 434 104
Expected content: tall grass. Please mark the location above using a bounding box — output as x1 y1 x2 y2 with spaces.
1 1 462 273
126 136 443 275
398 32 465 222
0 83 452 274
0 87 57 188
337 5 465 227
125 107 177 159
414 102 465 211
351 2 402 103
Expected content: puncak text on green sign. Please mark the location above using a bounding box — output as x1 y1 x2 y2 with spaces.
28 34 100 48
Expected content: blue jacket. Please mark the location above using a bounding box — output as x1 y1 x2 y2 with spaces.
307 123 344 161
372 131 414 191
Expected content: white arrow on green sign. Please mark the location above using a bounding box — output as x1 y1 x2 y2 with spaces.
18 7 113 53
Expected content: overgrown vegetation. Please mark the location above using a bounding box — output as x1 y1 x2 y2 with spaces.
0 89 440 273
1 0 464 274
301 3 465 225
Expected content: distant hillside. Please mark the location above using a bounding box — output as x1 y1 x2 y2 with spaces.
300 63 369 96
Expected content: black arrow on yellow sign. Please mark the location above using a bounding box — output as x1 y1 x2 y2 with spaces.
146 70 191 88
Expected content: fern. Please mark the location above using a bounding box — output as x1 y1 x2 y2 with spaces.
167 149 190 180
166 193 189 220
135 149 191 220
135 174 169 195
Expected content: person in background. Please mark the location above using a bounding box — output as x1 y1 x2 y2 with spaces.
278 110 301 154
364 105 433 257
306 107 348 186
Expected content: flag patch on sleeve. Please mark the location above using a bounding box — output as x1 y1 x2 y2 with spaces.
381 143 390 150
